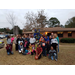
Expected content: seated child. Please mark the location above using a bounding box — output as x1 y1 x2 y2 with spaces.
6 44 13 55
18 42 23 53
36 44 43 59
48 46 57 61
31 44 36 55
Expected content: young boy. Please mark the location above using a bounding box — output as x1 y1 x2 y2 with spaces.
18 42 24 53
48 46 57 61
36 44 43 59
6 44 13 55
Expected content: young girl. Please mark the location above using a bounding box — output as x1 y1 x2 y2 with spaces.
6 44 13 55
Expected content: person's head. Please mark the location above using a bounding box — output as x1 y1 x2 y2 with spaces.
53 35 55 39
20 42 23 45
38 44 41 48
29 43 31 46
17 35 18 38
49 35 51 39
51 46 53 50
54 33 57 38
19 35 22 39
25 39 27 42
51 33 53 35
12 36 13 38
40 36 43 39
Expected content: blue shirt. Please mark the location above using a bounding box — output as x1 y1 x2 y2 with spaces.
44 36 49 41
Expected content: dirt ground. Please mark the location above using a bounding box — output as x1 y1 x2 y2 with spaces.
0 39 75 65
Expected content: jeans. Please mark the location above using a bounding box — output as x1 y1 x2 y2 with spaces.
7 49 13 55
42 49 46 56
58 43 59 52
48 53 57 60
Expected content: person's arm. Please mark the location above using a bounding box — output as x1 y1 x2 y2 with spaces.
38 48 43 57
36 48 38 56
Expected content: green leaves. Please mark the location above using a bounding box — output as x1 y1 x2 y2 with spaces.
48 17 60 27
65 17 75 28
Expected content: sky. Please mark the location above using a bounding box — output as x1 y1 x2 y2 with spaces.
0 9 75 29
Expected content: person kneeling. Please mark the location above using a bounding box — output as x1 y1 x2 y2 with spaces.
48 46 57 61
36 44 43 59
6 44 13 55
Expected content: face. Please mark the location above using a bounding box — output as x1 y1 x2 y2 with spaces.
51 46 53 50
20 42 22 45
51 33 53 35
53 36 54 39
49 36 51 38
41 36 43 39
20 36 22 39
38 45 41 47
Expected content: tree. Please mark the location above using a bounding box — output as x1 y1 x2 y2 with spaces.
36 10 47 28
6 12 17 33
24 10 47 30
48 17 60 27
65 17 75 28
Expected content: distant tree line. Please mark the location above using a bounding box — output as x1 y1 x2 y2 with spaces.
0 26 22 35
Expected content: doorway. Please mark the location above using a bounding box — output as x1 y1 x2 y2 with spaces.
47 33 51 36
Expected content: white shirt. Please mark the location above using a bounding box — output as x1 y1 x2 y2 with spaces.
51 38 58 44
30 38 36 44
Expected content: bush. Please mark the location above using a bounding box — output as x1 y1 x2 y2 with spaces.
60 38 75 43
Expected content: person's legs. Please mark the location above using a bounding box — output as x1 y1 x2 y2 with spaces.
54 53 57 61
51 56 54 60
38 54 41 59
58 43 59 53
7 49 10 55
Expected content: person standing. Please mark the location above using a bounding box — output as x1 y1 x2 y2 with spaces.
30 35 36 45
54 33 59 53
7 36 13 54
14 35 19 51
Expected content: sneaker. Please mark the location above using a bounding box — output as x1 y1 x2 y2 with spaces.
7 52 10 55
55 59 57 61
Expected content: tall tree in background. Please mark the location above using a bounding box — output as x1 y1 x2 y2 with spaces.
65 17 75 28
48 17 60 27
6 12 17 34
36 10 47 28
24 10 47 30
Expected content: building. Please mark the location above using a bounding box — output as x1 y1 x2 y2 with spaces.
13 26 19 35
23 27 75 41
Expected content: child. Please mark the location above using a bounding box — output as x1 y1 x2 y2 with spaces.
18 42 24 53
6 44 13 55
36 44 43 59
24 39 28 52
48 46 57 61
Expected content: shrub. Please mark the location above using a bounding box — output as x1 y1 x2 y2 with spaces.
60 38 75 43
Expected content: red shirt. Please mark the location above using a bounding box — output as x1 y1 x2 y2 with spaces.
37 47 43 54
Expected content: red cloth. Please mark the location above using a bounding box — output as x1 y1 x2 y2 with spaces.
37 47 43 54
6 44 12 51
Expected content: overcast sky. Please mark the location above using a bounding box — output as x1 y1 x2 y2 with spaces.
0 9 75 29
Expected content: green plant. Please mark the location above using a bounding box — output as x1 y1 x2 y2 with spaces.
60 38 75 43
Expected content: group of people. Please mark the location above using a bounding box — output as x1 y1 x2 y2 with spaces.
6 32 59 61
